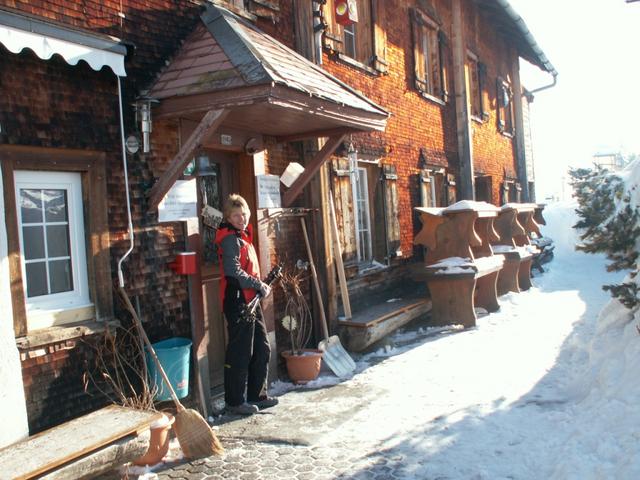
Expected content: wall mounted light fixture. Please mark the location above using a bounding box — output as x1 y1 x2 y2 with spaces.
133 92 159 153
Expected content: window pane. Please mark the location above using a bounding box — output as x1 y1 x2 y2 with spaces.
49 259 73 294
23 225 45 260
44 189 68 222
25 262 48 297
20 189 43 223
46 225 71 257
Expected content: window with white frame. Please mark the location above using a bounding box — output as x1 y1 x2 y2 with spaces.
351 163 373 262
14 170 91 327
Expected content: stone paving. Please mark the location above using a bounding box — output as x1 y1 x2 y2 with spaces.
151 437 409 480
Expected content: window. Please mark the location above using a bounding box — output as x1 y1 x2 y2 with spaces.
1 146 113 335
411 8 447 101
467 52 486 120
501 180 521 204
332 154 400 270
474 175 492 203
323 0 388 73
217 0 280 20
497 78 514 135
419 168 447 207
14 171 90 316
352 164 372 262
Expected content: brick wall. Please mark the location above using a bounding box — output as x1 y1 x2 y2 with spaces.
320 0 459 259
1 37 191 432
468 0 519 203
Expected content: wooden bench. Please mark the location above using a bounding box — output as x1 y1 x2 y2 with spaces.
530 203 555 272
492 203 538 294
0 405 161 479
414 201 504 328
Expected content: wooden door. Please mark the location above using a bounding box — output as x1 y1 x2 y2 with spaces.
196 150 236 391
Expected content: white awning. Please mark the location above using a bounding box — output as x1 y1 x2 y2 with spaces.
0 10 127 77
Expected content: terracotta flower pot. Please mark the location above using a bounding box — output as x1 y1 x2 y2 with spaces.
133 412 174 466
281 349 323 384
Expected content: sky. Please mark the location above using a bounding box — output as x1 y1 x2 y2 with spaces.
507 0 640 201
131 160 640 478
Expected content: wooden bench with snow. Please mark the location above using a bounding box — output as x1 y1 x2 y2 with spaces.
530 203 555 272
414 200 505 328
491 203 540 295
0 405 161 480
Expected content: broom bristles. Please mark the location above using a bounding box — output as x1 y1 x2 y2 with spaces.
174 408 224 459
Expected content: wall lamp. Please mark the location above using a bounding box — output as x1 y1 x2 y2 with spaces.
133 92 159 153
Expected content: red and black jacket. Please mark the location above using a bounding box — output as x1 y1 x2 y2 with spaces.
214 222 262 305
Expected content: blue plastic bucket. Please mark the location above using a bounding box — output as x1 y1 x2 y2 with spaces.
146 337 192 401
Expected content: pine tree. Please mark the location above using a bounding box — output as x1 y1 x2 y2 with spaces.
569 166 640 310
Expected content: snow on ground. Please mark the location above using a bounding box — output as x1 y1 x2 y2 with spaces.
269 201 639 479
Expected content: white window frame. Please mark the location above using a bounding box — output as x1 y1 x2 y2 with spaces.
14 170 92 329
343 22 357 59
351 163 372 263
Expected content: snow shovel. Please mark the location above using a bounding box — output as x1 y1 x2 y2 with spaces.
300 217 356 378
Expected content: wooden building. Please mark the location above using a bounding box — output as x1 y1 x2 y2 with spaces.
0 0 555 443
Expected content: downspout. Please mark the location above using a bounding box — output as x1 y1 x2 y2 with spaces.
312 0 324 65
528 72 558 94
116 75 135 288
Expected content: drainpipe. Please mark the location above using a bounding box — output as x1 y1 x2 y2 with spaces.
116 75 135 288
312 0 324 65
451 0 475 199
528 72 558 95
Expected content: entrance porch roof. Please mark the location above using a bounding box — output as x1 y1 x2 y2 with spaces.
148 4 389 137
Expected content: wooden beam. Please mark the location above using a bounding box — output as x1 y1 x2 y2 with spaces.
276 127 360 144
148 109 228 210
282 134 346 208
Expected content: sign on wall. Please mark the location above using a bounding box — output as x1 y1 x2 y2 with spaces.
158 179 197 222
256 174 281 208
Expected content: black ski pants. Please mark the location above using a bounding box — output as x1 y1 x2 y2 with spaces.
223 290 270 406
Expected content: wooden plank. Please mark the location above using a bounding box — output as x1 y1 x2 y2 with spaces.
0 406 161 480
148 109 228 210
0 157 26 336
282 134 346 207
39 431 150 480
329 195 351 319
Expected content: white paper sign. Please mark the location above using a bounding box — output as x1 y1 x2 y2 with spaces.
158 179 197 222
256 174 281 208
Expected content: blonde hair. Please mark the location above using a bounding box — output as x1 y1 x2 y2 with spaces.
223 193 250 220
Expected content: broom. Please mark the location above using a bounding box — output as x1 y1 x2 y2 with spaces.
119 287 224 459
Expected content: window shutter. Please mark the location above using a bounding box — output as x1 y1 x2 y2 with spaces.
382 164 400 255
501 182 509 204
372 0 388 73
438 30 449 101
446 173 457 205
355 0 373 65
478 61 487 116
419 170 435 207
323 0 345 53
332 158 357 261
411 10 427 93
429 28 441 97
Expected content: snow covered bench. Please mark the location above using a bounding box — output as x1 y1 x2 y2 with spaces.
492 204 539 294
414 201 505 327
530 204 555 272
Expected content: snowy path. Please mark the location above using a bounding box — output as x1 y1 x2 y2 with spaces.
264 202 637 479
148 202 640 480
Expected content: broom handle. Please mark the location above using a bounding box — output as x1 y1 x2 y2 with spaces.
300 217 329 340
119 286 185 412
